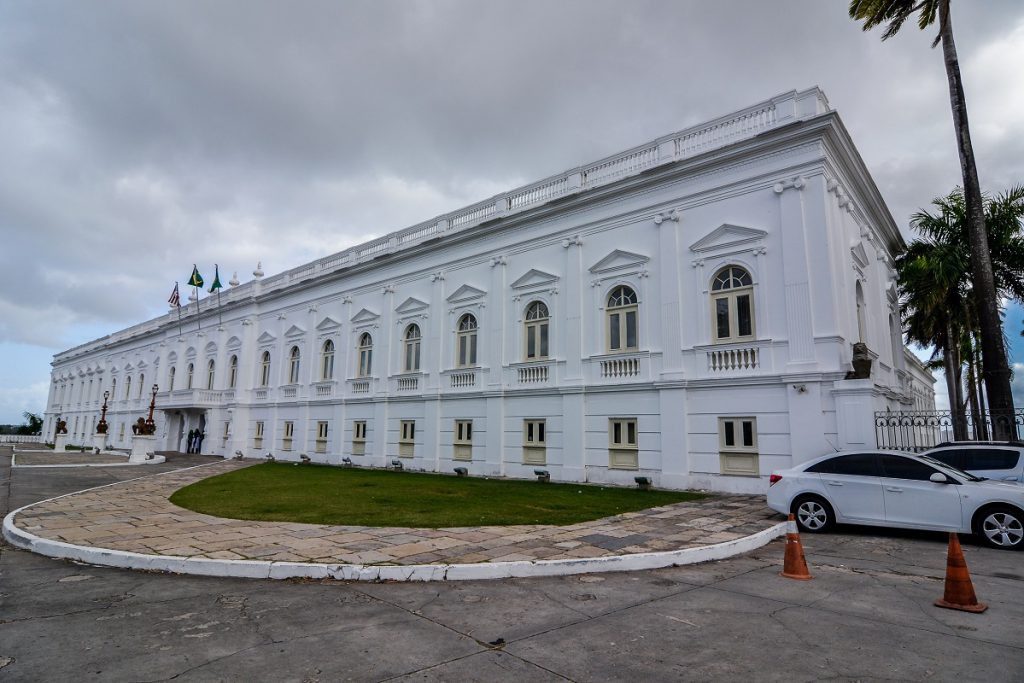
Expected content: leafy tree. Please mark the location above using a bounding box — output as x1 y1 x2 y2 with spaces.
17 412 43 435
851 0 1017 435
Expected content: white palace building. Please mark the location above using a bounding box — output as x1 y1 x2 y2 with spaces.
44 88 935 493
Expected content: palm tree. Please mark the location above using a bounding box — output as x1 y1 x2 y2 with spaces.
899 187 1024 438
850 0 1016 436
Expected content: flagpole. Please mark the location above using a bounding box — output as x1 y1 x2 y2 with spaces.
195 286 201 331
217 289 223 327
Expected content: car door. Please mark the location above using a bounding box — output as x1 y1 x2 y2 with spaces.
806 453 885 524
879 454 962 530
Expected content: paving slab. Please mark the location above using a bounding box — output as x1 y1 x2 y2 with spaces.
6 459 783 572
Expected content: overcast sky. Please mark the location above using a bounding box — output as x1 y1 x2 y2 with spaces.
2 0 1023 423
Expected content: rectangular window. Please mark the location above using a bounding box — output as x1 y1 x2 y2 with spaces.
316 421 328 453
736 294 752 337
609 418 639 469
282 420 294 451
222 421 230 444
254 421 264 449
715 297 730 339
523 419 547 464
352 420 367 456
719 417 758 476
609 312 620 351
399 420 415 458
454 419 473 461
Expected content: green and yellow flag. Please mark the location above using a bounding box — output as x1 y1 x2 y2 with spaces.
208 264 222 293
188 265 204 288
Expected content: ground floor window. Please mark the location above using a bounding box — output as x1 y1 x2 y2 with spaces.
254 421 264 449
352 420 367 456
399 420 415 458
454 419 473 461
316 421 328 453
608 418 638 470
718 416 758 476
523 419 546 465
282 420 294 451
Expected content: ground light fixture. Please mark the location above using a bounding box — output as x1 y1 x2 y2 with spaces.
534 469 550 483
634 476 652 490
341 457 353 467
391 459 404 470
453 467 468 477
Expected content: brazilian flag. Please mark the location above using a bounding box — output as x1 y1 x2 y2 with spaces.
188 265 204 288
208 264 222 294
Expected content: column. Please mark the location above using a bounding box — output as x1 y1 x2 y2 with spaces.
774 176 816 369
656 211 684 379
562 236 584 382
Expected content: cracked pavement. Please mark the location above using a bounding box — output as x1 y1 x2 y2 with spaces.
2 447 1023 681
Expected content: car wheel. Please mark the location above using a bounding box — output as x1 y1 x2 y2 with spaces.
974 506 1024 550
792 495 834 533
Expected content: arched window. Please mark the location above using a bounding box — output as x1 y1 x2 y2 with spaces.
207 360 216 390
288 346 301 384
403 324 421 373
357 333 373 377
524 301 550 360
889 314 902 370
457 314 478 367
606 285 638 352
260 351 271 387
110 378 117 401
186 363 194 389
138 373 145 398
320 340 335 380
856 281 867 343
124 375 132 400
711 266 754 343
168 366 176 392
228 355 238 389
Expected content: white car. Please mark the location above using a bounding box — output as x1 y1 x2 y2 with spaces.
766 450 1024 550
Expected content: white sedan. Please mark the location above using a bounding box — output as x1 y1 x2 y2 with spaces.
766 450 1024 550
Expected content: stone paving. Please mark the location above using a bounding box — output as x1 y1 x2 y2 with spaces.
13 451 130 466
11 460 782 565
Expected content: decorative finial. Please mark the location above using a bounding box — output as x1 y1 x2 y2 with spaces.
253 261 264 279
229 271 240 287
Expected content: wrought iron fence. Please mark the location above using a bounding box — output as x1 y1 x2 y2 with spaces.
875 410 1024 452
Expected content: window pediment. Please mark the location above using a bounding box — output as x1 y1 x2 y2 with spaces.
851 242 870 268
225 336 242 350
589 250 649 275
256 331 277 345
284 324 306 338
446 284 487 304
511 268 559 290
350 308 380 324
315 316 342 332
395 297 429 314
690 224 768 253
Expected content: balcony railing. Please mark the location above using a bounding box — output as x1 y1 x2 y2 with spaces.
281 386 299 400
517 363 551 385
448 370 477 390
350 380 371 395
395 375 420 392
312 381 335 398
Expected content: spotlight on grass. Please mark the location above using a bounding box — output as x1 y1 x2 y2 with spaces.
453 467 468 477
342 457 353 467
634 476 652 491
391 459 404 471
300 453 311 464
534 469 550 483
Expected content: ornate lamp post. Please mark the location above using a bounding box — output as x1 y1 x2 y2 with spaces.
143 384 158 435
96 391 110 434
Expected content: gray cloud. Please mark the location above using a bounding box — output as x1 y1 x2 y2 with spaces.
0 1 1022 422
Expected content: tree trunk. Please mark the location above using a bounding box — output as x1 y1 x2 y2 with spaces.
966 353 982 440
939 2 1016 438
942 334 968 442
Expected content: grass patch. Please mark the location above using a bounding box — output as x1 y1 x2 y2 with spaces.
169 463 704 527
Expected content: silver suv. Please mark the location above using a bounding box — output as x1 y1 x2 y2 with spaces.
922 442 1024 483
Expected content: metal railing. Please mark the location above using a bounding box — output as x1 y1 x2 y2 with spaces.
875 410 1024 452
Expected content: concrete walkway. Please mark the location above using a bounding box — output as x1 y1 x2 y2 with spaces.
4 459 783 579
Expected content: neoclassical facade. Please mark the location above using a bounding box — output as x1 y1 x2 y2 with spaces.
44 88 934 493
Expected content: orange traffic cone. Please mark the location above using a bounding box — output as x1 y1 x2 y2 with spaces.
780 513 813 580
934 533 987 613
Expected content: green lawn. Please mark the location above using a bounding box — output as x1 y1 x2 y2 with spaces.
169 463 704 527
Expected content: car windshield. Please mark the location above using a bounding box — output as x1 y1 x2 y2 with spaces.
918 454 985 482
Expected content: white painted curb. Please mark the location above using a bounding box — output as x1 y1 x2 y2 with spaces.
2 462 787 582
